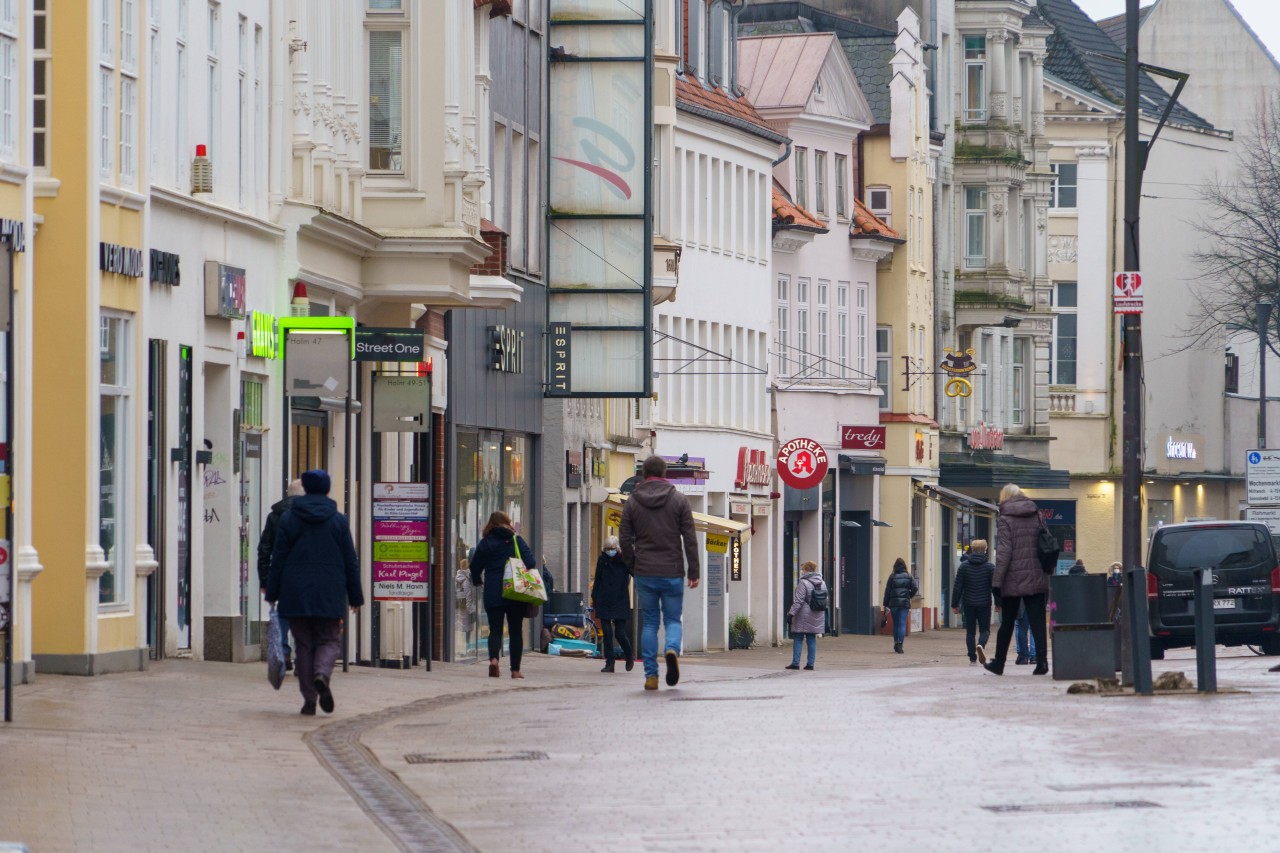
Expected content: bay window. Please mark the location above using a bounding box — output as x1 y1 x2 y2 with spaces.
99 314 132 606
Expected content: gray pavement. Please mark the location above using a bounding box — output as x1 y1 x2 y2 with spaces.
3 631 1278 852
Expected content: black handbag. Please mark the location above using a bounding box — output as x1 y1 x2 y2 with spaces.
1036 518 1061 573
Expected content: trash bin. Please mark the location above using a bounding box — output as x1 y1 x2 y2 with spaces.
1050 574 1114 681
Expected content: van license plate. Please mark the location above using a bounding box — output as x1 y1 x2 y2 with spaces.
1213 598 1236 609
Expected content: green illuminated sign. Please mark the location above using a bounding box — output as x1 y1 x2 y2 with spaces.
248 311 280 359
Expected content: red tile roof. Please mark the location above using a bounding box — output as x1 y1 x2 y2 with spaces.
851 199 903 242
772 182 827 233
675 77 782 140
474 0 511 16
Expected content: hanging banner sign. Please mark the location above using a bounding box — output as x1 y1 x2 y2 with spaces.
706 533 729 554
777 437 829 490
372 482 429 602
355 327 426 362
841 426 886 451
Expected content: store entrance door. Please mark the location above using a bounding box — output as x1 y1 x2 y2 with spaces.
290 409 328 478
840 510 873 634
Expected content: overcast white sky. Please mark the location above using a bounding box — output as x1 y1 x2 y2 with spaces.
1072 0 1280 57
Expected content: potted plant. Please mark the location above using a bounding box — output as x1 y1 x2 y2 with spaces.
729 614 756 649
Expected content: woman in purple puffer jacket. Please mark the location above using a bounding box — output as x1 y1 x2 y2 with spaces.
786 561 827 670
985 483 1050 676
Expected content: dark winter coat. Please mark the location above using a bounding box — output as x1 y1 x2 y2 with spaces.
788 571 828 634
1068 561 1087 575
256 496 295 590
619 478 701 582
950 551 997 609
469 527 536 611
267 494 363 620
591 551 632 621
994 495 1050 597
882 566 919 610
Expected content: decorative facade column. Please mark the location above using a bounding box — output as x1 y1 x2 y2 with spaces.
1010 52 1024 129
988 29 1009 122
1031 53 1046 137
989 185 1008 271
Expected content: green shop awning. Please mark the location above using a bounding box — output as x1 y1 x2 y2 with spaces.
939 452 1071 490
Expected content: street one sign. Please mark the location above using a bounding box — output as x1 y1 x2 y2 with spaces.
777 438 828 490
1113 271 1143 315
1245 449 1280 505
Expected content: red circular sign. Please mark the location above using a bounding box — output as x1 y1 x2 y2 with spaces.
777 438 829 490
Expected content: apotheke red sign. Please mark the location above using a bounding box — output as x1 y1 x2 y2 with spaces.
841 425 886 451
735 447 771 489
777 438 828 490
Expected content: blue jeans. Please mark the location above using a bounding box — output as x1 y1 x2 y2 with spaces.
1015 610 1036 657
278 613 292 658
791 633 817 667
892 606 909 645
636 576 684 678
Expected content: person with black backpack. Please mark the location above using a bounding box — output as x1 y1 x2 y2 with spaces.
785 561 827 670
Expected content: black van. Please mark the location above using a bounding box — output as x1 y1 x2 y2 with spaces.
1145 521 1280 658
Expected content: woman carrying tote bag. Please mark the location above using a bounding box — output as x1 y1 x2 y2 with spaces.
470 511 537 679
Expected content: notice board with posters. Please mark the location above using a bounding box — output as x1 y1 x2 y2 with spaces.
372 482 430 602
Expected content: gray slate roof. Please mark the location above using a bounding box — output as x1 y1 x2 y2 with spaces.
840 37 895 125
1038 0 1213 130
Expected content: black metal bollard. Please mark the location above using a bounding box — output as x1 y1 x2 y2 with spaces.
1193 565 1217 693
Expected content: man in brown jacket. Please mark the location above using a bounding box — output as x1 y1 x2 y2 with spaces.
620 455 700 691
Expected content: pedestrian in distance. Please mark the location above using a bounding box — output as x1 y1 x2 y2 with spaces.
950 540 998 665
786 561 827 670
1014 600 1037 665
984 483 1050 676
1108 561 1123 587
883 557 919 654
1068 559 1087 575
470 510 537 680
591 535 635 673
267 470 363 716
620 455 701 691
258 478 305 672
454 557 477 654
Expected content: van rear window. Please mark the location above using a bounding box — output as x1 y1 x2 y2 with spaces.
1150 528 1272 571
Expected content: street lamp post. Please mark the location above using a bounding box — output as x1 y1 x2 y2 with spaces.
1259 302 1272 449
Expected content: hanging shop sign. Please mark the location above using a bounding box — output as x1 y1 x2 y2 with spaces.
355 327 425 362
372 482 430 602
1114 271 1143 315
841 425 886 451
566 451 583 488
735 447 771 489
777 438 828 490
150 249 181 286
247 311 279 359
284 329 351 397
705 533 729 554
204 261 246 319
99 242 145 277
968 421 1005 451
940 348 976 398
730 536 743 581
544 3 652 397
490 324 525 373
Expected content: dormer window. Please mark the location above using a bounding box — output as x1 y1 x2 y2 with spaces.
684 0 735 91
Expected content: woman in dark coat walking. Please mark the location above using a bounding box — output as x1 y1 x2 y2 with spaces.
267 469 363 716
883 558 919 653
469 511 536 679
986 483 1050 675
591 535 634 673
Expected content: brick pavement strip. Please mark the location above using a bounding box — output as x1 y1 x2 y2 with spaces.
3 634 1280 852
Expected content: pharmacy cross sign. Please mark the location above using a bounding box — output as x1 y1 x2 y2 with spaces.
777 438 828 490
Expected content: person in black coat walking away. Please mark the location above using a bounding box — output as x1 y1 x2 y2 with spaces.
470 511 536 679
950 540 998 665
883 558 919 653
258 479 304 671
267 470 363 715
985 483 1050 676
591 535 634 673
1068 559 1087 575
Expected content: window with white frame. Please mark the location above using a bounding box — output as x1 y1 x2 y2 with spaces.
1053 282 1078 385
1012 336 1028 427
1050 162 1078 209
254 25 262 209
964 186 987 268
815 151 827 215
33 0 49 169
707 2 730 86
150 26 160 173
907 185 915 262
207 1 218 54
795 147 808 209
797 277 810 368
837 281 849 374
206 59 217 163
119 76 137 185
978 331 992 422
100 68 114 178
867 185 890 226
178 0 188 39
916 326 926 412
176 42 187 185
856 283 868 376
121 0 137 72
916 188 924 261
528 137 541 273
687 0 704 77
964 35 986 122
99 313 132 607
817 279 829 361
512 129 526 264
776 274 789 374
101 0 115 63
0 7 15 162
876 327 892 409
368 28 404 171
835 154 847 219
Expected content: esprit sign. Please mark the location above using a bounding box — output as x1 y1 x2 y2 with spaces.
968 421 1005 451
491 324 524 373
841 425 886 451
735 447 771 489
777 438 828 490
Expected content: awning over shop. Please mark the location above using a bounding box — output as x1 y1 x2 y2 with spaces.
914 481 998 518
939 452 1070 490
603 494 753 541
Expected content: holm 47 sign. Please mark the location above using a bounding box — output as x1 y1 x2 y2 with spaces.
777 438 828 490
